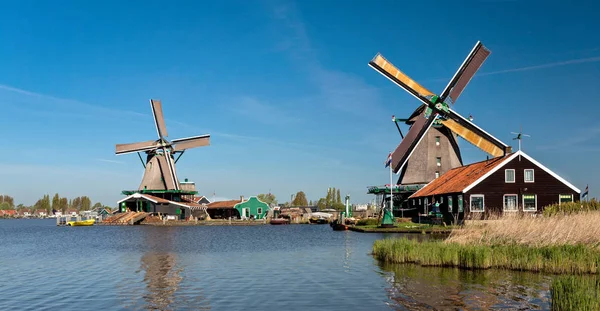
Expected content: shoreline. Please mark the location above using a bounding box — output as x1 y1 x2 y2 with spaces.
349 225 452 234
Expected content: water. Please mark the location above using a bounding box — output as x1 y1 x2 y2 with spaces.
0 219 555 310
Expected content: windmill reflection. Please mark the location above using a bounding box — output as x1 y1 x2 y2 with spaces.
138 228 210 311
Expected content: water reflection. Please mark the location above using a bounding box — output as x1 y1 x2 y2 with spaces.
379 263 552 310
138 227 210 311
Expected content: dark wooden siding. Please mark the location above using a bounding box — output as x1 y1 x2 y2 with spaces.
465 155 580 216
407 192 465 224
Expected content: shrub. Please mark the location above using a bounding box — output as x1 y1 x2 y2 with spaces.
356 218 379 226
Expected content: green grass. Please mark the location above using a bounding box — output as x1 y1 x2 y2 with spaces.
373 237 600 274
551 275 600 310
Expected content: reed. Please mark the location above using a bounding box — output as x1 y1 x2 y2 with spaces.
543 199 600 217
551 275 600 310
447 211 600 248
372 237 600 274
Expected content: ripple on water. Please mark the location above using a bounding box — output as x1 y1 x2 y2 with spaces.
0 219 558 310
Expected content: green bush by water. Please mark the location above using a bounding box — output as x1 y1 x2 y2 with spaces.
551 275 600 310
356 218 380 226
373 238 600 274
544 199 600 217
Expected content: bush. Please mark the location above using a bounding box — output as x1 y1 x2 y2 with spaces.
543 199 600 217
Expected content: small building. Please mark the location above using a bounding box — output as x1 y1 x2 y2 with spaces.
192 196 211 205
409 150 580 222
234 196 270 219
117 193 205 220
206 199 243 219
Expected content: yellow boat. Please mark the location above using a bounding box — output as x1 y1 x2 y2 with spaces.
67 219 96 226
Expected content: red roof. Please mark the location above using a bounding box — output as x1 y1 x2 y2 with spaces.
410 155 509 198
206 200 241 209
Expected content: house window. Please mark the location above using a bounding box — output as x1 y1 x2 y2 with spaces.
412 199 415 205
458 195 463 213
559 194 573 204
436 157 441 166
523 194 537 211
435 171 440 178
470 195 484 212
435 136 440 146
424 197 429 214
257 207 263 215
505 169 515 183
418 198 421 205
440 196 444 203
448 196 453 212
503 194 518 211
524 169 534 182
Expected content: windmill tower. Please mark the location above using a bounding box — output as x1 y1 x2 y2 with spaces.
368 41 512 217
115 99 210 196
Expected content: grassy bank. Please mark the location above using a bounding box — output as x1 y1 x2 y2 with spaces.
373 211 600 274
354 218 453 233
551 275 600 310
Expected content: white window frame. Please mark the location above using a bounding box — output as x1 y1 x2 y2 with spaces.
559 194 573 205
257 207 262 215
524 169 535 183
458 195 463 213
505 169 515 183
522 194 537 212
435 171 440 179
435 136 440 146
418 198 421 205
503 194 518 212
436 157 441 167
448 196 453 212
412 199 415 205
470 194 485 212
424 197 429 214
440 196 444 203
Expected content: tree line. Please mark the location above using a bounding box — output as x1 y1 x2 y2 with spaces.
0 193 110 214
256 187 346 211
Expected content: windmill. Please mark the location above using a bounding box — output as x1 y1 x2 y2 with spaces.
369 41 512 179
368 41 512 221
115 99 210 192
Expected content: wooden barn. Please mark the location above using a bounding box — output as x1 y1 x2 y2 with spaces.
408 150 580 223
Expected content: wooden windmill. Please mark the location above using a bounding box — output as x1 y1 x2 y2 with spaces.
115 99 210 191
369 41 512 187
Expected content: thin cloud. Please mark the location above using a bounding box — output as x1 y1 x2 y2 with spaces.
228 96 300 124
94 158 125 164
424 55 600 83
536 126 600 151
478 55 600 76
0 83 147 118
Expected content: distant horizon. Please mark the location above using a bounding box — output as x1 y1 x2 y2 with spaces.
1 0 598 207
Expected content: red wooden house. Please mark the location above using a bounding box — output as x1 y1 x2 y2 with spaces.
408 150 580 223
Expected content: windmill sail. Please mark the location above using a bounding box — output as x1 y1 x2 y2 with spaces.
369 53 435 106
439 41 491 104
389 110 438 174
172 135 211 151
151 99 169 139
116 140 158 155
442 109 510 157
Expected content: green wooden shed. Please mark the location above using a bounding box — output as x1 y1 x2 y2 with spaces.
234 196 270 219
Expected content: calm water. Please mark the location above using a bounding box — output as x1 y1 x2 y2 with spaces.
0 219 554 310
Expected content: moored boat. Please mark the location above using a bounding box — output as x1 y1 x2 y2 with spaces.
67 219 96 226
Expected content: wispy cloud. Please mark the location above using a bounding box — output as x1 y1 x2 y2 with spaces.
266 1 384 117
423 55 600 83
94 158 125 164
478 55 600 77
228 96 300 124
0 83 147 118
536 125 600 151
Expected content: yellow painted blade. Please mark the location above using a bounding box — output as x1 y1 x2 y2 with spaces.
370 53 435 98
441 118 505 157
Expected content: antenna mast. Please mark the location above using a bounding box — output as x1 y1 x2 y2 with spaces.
511 125 530 160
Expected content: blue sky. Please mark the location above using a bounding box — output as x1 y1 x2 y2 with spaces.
1 0 599 206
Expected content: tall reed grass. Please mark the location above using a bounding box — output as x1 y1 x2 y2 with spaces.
447 211 600 247
373 237 600 274
551 275 600 310
543 199 600 217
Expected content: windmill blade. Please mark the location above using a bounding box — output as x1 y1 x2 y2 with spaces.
389 110 438 174
115 140 158 155
441 109 510 157
156 152 179 190
150 99 168 139
439 41 491 104
369 53 435 106
172 134 210 151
